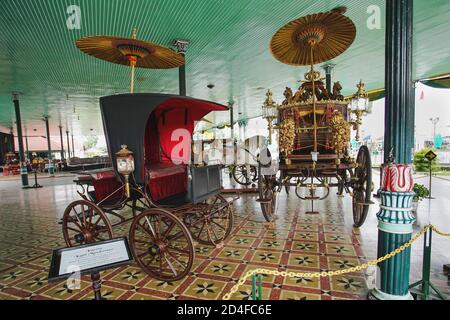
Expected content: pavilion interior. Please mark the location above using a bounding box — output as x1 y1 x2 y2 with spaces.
0 0 449 301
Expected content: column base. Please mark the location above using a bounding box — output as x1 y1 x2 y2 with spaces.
368 288 414 300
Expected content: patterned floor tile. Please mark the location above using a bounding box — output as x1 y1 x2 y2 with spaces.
227 284 271 300
279 290 322 300
216 248 248 261
325 244 357 256
202 261 240 278
182 279 226 300
290 241 319 253
251 250 282 265
287 254 320 269
0 176 447 300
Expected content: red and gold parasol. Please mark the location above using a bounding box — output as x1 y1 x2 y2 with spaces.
270 10 356 154
270 11 356 66
76 28 185 93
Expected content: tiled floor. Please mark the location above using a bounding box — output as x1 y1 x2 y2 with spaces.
0 172 448 300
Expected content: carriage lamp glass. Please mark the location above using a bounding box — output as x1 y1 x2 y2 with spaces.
262 89 279 145
116 145 135 198
350 80 369 111
349 80 369 141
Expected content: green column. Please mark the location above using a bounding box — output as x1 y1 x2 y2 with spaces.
369 191 416 300
44 116 55 176
383 0 415 164
12 93 29 187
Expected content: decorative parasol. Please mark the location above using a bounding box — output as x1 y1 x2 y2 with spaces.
270 11 356 66
269 10 356 155
76 28 185 93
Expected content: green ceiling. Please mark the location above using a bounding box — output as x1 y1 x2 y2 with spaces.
0 0 450 138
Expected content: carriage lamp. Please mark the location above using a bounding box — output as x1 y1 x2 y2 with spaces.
349 80 370 142
116 145 135 198
262 90 279 145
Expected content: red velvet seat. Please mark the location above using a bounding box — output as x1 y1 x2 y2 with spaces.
146 163 187 202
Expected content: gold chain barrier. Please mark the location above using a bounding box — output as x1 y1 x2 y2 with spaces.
222 224 449 300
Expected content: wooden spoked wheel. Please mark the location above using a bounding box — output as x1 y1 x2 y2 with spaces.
232 165 257 186
337 170 350 196
352 146 372 228
129 209 194 282
259 175 278 222
184 195 234 245
62 200 113 247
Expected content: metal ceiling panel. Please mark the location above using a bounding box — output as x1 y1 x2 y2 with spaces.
0 0 449 138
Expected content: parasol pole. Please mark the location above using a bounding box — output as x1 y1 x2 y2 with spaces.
310 44 318 153
129 27 138 94
130 58 136 94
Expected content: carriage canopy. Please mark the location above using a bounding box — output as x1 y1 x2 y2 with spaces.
100 93 228 183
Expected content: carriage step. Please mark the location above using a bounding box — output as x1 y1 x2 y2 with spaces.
322 171 337 175
303 197 321 200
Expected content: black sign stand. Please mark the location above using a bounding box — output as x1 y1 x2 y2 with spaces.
424 150 437 200
91 272 104 300
23 170 43 189
48 238 133 301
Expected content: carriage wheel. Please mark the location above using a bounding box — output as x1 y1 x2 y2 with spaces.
129 209 194 282
352 146 372 228
62 200 113 247
337 170 349 196
184 195 234 245
258 175 278 222
232 165 257 186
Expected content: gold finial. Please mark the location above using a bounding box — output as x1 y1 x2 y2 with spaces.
132 27 137 39
265 89 274 106
355 80 368 98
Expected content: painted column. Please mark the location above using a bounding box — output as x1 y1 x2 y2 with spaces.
12 93 29 187
321 63 335 93
25 135 30 161
173 40 190 96
66 130 71 160
58 126 65 160
369 164 415 300
383 0 415 164
44 116 55 176
71 133 75 158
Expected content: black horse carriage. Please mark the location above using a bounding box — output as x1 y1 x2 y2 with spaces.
62 94 235 281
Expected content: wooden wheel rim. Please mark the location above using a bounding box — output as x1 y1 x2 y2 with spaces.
352 146 372 228
259 175 278 222
62 200 113 247
129 209 195 282
186 195 234 245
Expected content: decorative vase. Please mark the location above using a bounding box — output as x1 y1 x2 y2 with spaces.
381 164 413 192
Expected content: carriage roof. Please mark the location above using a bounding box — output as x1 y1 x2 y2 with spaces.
100 93 228 183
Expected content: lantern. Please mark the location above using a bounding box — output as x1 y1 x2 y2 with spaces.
116 145 134 197
262 89 279 144
349 80 370 141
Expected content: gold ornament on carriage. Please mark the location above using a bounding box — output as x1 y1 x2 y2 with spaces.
261 9 371 157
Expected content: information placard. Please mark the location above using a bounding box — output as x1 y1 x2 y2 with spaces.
48 237 133 282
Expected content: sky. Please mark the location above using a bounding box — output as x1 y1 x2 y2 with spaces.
360 82 450 147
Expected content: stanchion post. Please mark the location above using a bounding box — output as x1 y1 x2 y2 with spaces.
251 274 263 300
409 229 446 300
